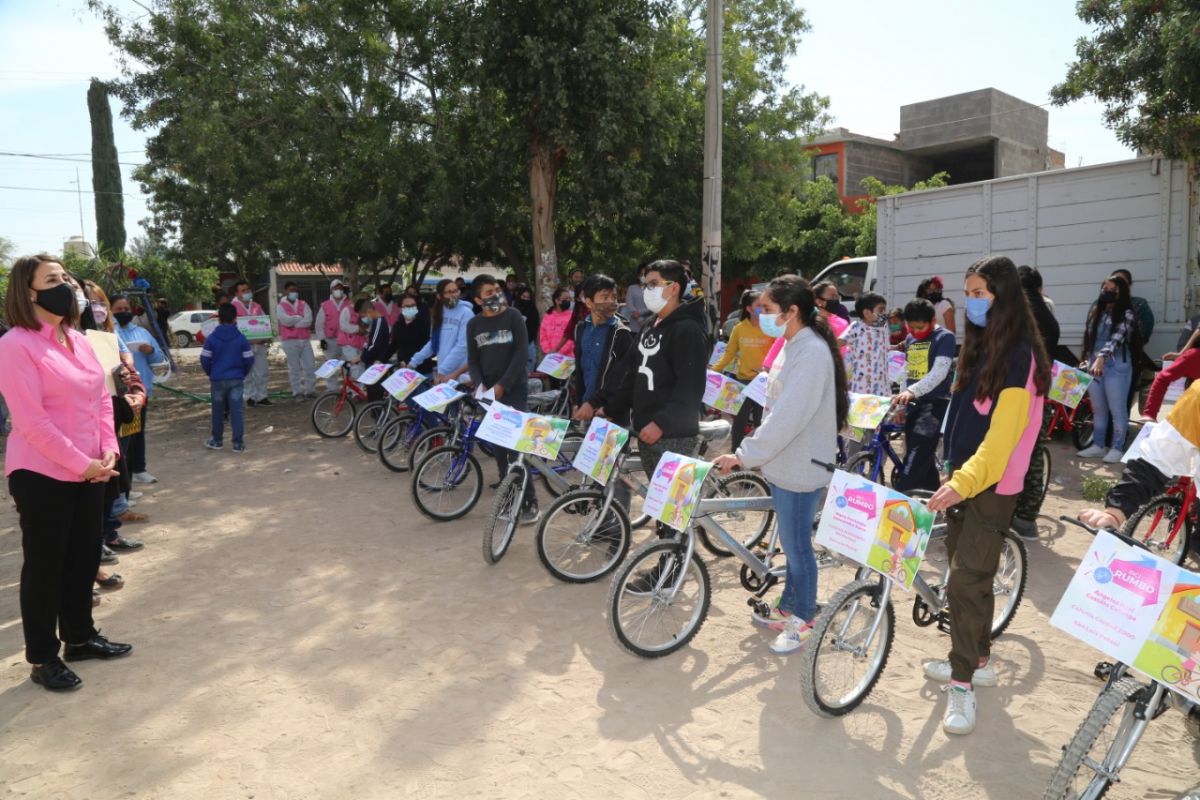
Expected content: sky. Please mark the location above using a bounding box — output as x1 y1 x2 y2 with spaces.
0 0 1136 259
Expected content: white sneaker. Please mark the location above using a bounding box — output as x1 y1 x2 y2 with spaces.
1076 444 1107 459
1103 448 1125 464
769 616 812 655
942 684 976 735
132 472 158 484
128 491 144 500
923 659 998 687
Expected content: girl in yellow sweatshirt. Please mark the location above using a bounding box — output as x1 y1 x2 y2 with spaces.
712 290 776 450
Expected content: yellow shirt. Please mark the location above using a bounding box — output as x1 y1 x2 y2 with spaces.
1167 379 1200 450
714 319 775 382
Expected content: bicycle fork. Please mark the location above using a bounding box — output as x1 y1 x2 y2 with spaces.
836 578 895 657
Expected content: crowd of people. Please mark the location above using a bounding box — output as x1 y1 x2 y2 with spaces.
4 249 1196 750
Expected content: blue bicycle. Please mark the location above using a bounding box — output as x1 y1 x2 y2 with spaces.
375 380 452 473
842 406 908 487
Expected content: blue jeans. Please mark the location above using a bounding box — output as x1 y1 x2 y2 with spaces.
1088 357 1132 449
770 484 823 621
211 379 245 446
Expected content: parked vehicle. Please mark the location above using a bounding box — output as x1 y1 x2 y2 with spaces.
168 309 217 348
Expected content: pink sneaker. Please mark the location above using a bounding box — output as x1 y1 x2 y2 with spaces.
751 599 793 631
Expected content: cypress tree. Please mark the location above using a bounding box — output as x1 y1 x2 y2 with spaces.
87 79 125 257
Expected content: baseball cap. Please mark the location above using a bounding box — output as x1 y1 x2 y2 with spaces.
330 279 345 290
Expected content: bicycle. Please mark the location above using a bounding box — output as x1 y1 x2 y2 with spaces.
842 406 907 486
1041 395 1096 451
311 363 369 438
798 465 1028 717
376 381 453 473
1122 475 1196 566
1043 516 1200 800
352 391 405 454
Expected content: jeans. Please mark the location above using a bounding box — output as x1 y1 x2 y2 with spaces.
127 406 148 474
527 342 538 373
211 378 245 446
1088 357 1133 450
894 397 949 493
770 484 823 622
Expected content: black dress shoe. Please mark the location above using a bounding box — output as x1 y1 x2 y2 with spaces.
31 658 82 691
63 634 133 662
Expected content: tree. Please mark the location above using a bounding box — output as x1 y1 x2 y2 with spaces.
87 79 126 258
1052 0 1200 159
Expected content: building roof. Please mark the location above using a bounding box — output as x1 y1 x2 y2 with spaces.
274 262 344 276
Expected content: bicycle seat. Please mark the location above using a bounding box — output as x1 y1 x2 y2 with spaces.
528 390 560 412
699 419 731 442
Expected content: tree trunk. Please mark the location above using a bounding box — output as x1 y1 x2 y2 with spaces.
529 141 564 311
342 257 361 295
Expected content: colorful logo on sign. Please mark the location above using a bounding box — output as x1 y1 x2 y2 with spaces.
836 485 878 519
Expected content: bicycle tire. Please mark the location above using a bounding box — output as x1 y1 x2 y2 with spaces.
1042 675 1146 800
990 528 1028 639
607 539 711 658
411 445 483 521
377 415 433 473
695 471 774 557
1071 403 1096 451
483 471 525 565
1122 494 1193 566
406 425 455 472
352 400 391 453
541 433 586 498
1034 443 1052 509
799 578 894 717
844 450 883 483
536 488 631 583
311 392 356 438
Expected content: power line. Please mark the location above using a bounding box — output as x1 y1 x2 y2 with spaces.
0 151 145 167
0 184 137 197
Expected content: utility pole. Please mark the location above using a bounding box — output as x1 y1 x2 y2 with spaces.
699 0 723 336
71 167 87 247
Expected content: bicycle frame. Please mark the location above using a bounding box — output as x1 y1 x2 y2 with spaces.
1145 477 1196 551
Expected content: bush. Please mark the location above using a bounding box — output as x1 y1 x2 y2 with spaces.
1081 476 1114 503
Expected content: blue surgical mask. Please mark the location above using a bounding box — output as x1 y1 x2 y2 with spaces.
759 311 788 338
965 297 990 327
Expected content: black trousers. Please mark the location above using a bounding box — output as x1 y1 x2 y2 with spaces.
9 470 105 664
894 397 949 494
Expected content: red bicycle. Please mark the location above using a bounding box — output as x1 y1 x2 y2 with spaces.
310 363 369 438
1122 475 1196 565
1041 394 1095 451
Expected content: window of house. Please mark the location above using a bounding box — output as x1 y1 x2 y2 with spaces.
812 153 839 184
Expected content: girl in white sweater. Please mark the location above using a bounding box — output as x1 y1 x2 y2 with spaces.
715 275 848 654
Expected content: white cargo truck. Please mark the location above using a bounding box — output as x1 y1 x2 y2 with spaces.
864 157 1198 358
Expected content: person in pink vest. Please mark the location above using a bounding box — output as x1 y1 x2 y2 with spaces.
275 280 315 399
231 279 272 406
314 278 350 390
338 297 370 379
374 283 401 328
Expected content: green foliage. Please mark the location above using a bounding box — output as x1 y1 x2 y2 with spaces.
60 249 217 311
0 236 13 303
1052 0 1200 159
1081 476 1114 503
87 80 126 258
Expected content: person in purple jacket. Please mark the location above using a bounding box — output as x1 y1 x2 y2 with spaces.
200 304 254 453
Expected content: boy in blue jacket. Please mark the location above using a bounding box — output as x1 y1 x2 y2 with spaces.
200 304 255 452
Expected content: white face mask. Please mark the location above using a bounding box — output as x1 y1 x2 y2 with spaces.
241 292 253 303
332 289 345 300
75 291 88 313
643 286 668 314
401 306 418 319
286 292 299 302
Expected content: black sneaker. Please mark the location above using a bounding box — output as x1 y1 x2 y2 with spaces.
520 503 541 526
258 398 273 407
100 544 119 565
246 399 257 408
1011 517 1039 540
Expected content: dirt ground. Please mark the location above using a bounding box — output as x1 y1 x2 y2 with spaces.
1 348 1197 799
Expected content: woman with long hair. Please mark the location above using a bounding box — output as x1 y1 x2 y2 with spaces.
711 289 775 450
917 275 956 334
926 255 1049 735
1078 274 1140 462
715 275 848 655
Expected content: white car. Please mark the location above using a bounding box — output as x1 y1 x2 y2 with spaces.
168 309 217 348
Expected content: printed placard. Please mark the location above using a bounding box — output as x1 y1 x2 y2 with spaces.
1122 422 1157 463
475 401 569 459
1162 361 1186 404
1048 360 1094 409
847 393 892 431
382 368 425 401
742 372 769 407
642 452 714 533
314 359 344 379
708 341 727 368
357 363 392 386
412 383 465 413
84 329 122 395
537 353 576 379
1051 530 1200 705
236 315 274 342
887 351 907 385
703 370 746 414
572 417 631 485
814 470 936 591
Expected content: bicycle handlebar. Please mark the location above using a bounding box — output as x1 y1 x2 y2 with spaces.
1058 515 1150 552
811 459 836 473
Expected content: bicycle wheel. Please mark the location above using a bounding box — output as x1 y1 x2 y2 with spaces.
1034 443 1052 509
1042 675 1146 800
378 415 433 473
352 400 391 453
607 539 711 658
311 392 356 438
483 471 526 565
799 578 895 717
1122 494 1193 566
411 445 483 521
537 489 631 583
406 425 455 472
1071 402 1096 451
844 450 882 482
695 471 774 557
990 528 1028 638
541 433 586 498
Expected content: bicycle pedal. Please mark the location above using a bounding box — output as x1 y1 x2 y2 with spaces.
1094 661 1113 682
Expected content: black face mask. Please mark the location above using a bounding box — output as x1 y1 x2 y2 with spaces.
926 292 944 304
1098 290 1117 304
558 300 571 311
482 295 504 312
35 283 76 318
114 311 135 327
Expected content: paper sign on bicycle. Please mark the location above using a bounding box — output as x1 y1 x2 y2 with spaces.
382 368 424 401
814 469 936 591
356 363 391 386
476 401 570 460
412 383 464 413
1050 529 1200 705
742 372 769 407
1121 422 1157 464
572 417 630 485
642 452 713 533
536 353 576 379
708 341 727 368
847 393 892 431
703 371 746 414
887 351 907 385
1048 360 1093 409
314 359 344 380
236 315 274 342
1162 361 1187 403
